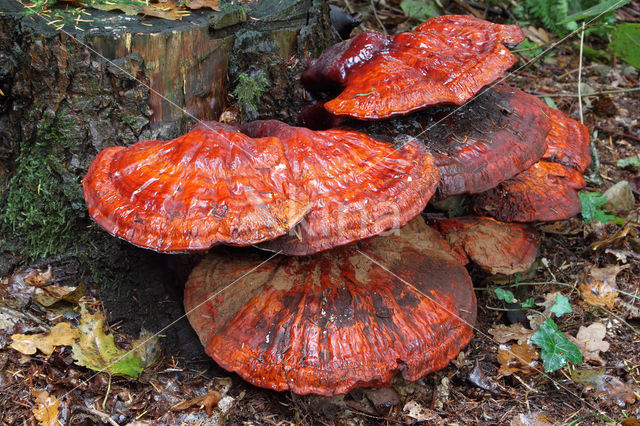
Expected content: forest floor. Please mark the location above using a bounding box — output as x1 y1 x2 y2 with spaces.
1 1 639 425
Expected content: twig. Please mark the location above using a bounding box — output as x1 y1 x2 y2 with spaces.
578 22 585 124
72 405 119 426
370 0 386 33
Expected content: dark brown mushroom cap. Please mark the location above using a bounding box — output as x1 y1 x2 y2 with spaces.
308 15 524 119
82 122 311 252
471 160 586 222
347 85 550 199
426 216 539 275
542 108 591 173
184 217 476 396
242 120 440 255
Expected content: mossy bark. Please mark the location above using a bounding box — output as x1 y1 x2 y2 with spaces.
0 0 337 355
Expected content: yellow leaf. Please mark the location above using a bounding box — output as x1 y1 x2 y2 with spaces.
32 390 61 426
11 322 78 355
71 306 144 378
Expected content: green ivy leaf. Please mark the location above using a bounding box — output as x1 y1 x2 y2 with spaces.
579 192 616 224
616 155 640 170
550 295 572 317
531 319 583 372
522 297 535 308
495 288 514 303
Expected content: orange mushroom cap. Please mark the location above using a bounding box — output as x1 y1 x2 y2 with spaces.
426 216 539 275
303 15 524 120
242 120 440 255
184 217 476 396
82 122 311 252
472 160 586 222
542 108 591 173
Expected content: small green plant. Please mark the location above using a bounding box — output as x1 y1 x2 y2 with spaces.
400 0 443 24
579 191 623 224
231 72 268 111
531 318 583 371
493 282 582 372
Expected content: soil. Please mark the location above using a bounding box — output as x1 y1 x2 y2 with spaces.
1 1 639 425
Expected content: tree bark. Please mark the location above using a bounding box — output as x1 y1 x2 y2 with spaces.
0 0 337 355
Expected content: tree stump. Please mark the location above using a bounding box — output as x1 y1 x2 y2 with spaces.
0 0 337 355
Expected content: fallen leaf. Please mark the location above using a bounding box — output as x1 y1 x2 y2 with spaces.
131 328 161 368
580 265 628 307
591 224 635 251
185 0 220 10
72 306 144 378
172 390 221 415
572 368 637 407
32 389 61 426
403 401 444 424
497 342 540 376
605 248 640 264
11 322 78 355
488 323 534 345
510 411 556 426
469 360 502 394
568 322 610 365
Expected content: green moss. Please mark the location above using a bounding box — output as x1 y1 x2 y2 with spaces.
1 115 84 260
231 72 268 111
118 111 138 127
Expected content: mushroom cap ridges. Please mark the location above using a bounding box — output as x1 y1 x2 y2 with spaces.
82 122 310 252
472 160 586 222
427 216 539 275
308 15 524 119
542 108 591 173
243 120 440 255
184 218 476 396
346 85 550 199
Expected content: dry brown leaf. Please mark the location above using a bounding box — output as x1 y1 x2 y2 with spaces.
510 411 556 426
32 390 61 426
185 0 220 10
489 323 534 345
572 368 638 407
172 390 221 415
497 342 540 376
568 322 610 365
11 322 78 355
580 265 628 307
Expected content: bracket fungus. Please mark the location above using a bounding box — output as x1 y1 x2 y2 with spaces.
472 108 590 222
82 122 311 252
426 216 539 275
243 120 440 255
184 217 476 396
302 15 524 119
348 85 550 199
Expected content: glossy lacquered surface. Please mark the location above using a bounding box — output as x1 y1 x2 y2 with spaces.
243 120 440 255
184 218 476 396
82 122 311 252
303 15 524 119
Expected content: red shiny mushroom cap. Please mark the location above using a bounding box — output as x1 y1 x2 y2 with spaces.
304 15 524 119
184 217 476 396
426 216 539 275
472 160 586 222
242 120 440 255
542 108 591 173
82 122 311 252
